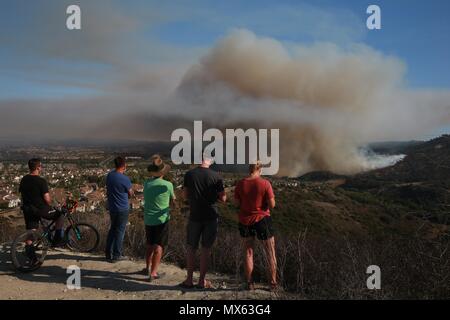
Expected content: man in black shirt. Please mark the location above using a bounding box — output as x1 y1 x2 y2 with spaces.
19 158 64 244
180 154 226 289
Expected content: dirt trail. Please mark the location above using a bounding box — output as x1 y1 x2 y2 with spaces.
0 243 281 300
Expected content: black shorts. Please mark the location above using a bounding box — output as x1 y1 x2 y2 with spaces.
239 216 275 240
22 205 62 230
145 222 169 247
186 219 218 249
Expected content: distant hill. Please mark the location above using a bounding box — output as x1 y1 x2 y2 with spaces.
298 171 347 182
341 135 450 224
367 140 424 155
348 135 450 185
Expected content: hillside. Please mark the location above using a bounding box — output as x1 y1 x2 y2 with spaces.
342 135 450 225
351 135 450 184
219 135 450 238
1 136 449 298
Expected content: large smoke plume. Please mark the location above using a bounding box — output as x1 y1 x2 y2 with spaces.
173 29 450 176
2 25 450 176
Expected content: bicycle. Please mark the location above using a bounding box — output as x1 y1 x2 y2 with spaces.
10 199 100 272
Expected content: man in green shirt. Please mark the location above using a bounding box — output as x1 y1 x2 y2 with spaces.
142 155 176 281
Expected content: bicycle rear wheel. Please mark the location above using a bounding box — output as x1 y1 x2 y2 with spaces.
11 230 50 272
66 223 99 253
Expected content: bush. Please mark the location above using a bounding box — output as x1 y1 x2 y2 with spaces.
76 209 450 299
3 209 449 299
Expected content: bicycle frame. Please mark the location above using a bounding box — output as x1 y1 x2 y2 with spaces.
39 201 80 242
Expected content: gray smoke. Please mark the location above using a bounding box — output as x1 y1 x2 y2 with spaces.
1 24 450 176
172 29 450 175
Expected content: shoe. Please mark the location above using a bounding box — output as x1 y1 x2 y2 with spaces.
149 272 166 282
269 283 280 292
51 232 67 248
24 245 39 265
243 282 255 291
195 280 213 289
110 256 130 263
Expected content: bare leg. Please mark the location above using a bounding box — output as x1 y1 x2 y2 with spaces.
243 238 255 283
198 247 211 287
183 245 196 286
150 245 163 277
262 237 277 286
26 229 36 245
145 244 153 273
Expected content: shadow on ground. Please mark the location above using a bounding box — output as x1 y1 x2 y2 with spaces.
0 243 236 294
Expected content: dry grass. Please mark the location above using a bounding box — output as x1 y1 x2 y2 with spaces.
2 210 449 299
77 210 450 299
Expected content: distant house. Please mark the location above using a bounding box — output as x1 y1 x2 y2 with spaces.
49 179 59 185
2 194 21 208
80 185 94 197
132 184 144 193
130 193 144 210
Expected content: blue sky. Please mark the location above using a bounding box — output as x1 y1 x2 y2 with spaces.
1 0 450 100
0 0 449 145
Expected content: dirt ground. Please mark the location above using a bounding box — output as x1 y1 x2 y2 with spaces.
0 243 283 300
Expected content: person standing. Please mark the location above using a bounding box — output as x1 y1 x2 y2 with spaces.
142 155 175 281
234 161 278 291
105 156 133 262
180 154 226 289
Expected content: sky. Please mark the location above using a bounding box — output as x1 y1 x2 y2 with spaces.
0 0 449 146
1 0 450 99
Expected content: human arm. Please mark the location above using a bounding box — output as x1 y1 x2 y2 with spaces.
170 183 177 205
266 181 275 209
41 179 52 206
216 177 226 203
126 177 134 198
43 193 52 206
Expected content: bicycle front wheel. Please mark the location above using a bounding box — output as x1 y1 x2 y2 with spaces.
66 223 99 253
11 230 49 272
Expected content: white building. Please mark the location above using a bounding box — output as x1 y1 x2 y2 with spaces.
2 194 21 208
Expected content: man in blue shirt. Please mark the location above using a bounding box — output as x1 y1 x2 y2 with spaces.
105 156 133 262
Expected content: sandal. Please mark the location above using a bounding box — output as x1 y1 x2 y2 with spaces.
149 272 166 282
195 280 213 289
269 283 279 292
244 282 255 291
